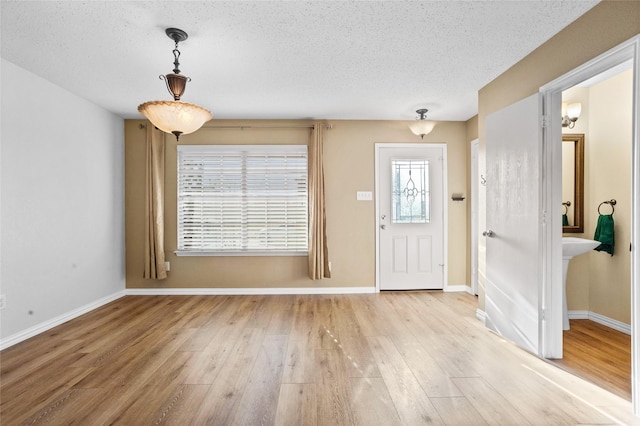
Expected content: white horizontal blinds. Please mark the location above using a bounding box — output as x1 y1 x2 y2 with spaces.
177 145 308 253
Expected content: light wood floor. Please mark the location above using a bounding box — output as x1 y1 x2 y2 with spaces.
1 292 636 425
553 319 632 401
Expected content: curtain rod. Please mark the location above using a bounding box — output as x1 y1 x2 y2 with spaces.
200 124 333 130
138 123 333 130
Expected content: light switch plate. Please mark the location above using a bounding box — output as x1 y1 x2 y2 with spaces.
356 191 373 201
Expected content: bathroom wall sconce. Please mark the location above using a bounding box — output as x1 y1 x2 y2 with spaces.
409 108 436 139
451 193 466 201
561 102 581 129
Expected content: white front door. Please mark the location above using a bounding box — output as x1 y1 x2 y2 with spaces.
485 93 543 355
376 144 446 291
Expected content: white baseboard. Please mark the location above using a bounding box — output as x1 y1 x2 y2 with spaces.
476 309 486 323
568 310 589 319
444 284 473 294
0 290 126 351
126 286 377 296
568 309 631 335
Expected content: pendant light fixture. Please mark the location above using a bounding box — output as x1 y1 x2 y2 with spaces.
138 28 212 140
408 108 436 139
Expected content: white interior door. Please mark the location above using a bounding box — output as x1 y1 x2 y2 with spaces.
485 94 543 354
377 144 446 290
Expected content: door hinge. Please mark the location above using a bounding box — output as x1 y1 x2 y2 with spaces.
541 115 549 128
541 309 546 321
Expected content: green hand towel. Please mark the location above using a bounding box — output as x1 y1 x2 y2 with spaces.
562 214 569 226
594 214 615 256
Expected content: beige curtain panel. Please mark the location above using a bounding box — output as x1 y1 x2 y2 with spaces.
143 124 167 280
308 123 331 279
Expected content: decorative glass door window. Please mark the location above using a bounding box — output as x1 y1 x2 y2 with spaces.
391 159 430 223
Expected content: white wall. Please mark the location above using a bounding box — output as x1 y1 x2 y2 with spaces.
1 59 126 345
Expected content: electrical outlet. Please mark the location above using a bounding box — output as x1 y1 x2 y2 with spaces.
0 295 5 310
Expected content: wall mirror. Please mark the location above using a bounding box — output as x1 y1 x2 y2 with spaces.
562 133 584 233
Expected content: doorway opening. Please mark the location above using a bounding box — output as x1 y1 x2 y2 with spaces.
550 59 634 401
540 35 639 411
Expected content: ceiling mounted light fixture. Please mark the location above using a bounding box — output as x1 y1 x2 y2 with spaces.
561 102 581 129
409 108 436 139
138 28 212 140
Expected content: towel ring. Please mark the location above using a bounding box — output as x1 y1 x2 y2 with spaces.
562 201 571 215
598 199 617 215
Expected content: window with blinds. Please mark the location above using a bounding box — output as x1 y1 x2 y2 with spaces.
177 145 308 255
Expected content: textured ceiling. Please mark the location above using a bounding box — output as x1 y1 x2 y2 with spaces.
1 1 599 121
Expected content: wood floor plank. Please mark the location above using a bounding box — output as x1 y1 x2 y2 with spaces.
350 294 393 337
332 296 362 337
244 295 276 329
430 396 488 425
350 377 402 425
17 387 106 425
366 335 444 425
315 349 358 426
334 333 381 378
0 367 96 425
74 326 195 389
0 338 85 386
149 384 211 425
232 334 289 426
106 384 210 425
44 296 151 342
266 295 296 335
274 383 317 426
282 295 318 384
191 327 266 425
315 296 339 350
144 350 198 388
394 339 463 398
450 377 530 424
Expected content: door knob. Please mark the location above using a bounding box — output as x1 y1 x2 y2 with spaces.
482 230 495 237
381 224 387 230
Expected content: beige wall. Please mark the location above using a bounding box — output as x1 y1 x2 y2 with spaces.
476 0 640 311
589 70 633 323
125 119 469 289
564 70 633 323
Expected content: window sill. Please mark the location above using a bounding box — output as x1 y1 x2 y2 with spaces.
174 250 308 257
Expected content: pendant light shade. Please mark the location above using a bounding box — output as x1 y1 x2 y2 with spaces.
138 100 212 139
138 28 212 140
409 108 436 139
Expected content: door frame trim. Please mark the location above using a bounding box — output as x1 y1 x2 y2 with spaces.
470 139 479 296
539 34 640 410
374 143 449 292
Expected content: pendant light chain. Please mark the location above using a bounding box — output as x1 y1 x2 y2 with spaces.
172 39 181 74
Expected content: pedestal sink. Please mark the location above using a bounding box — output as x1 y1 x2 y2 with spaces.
562 237 600 330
